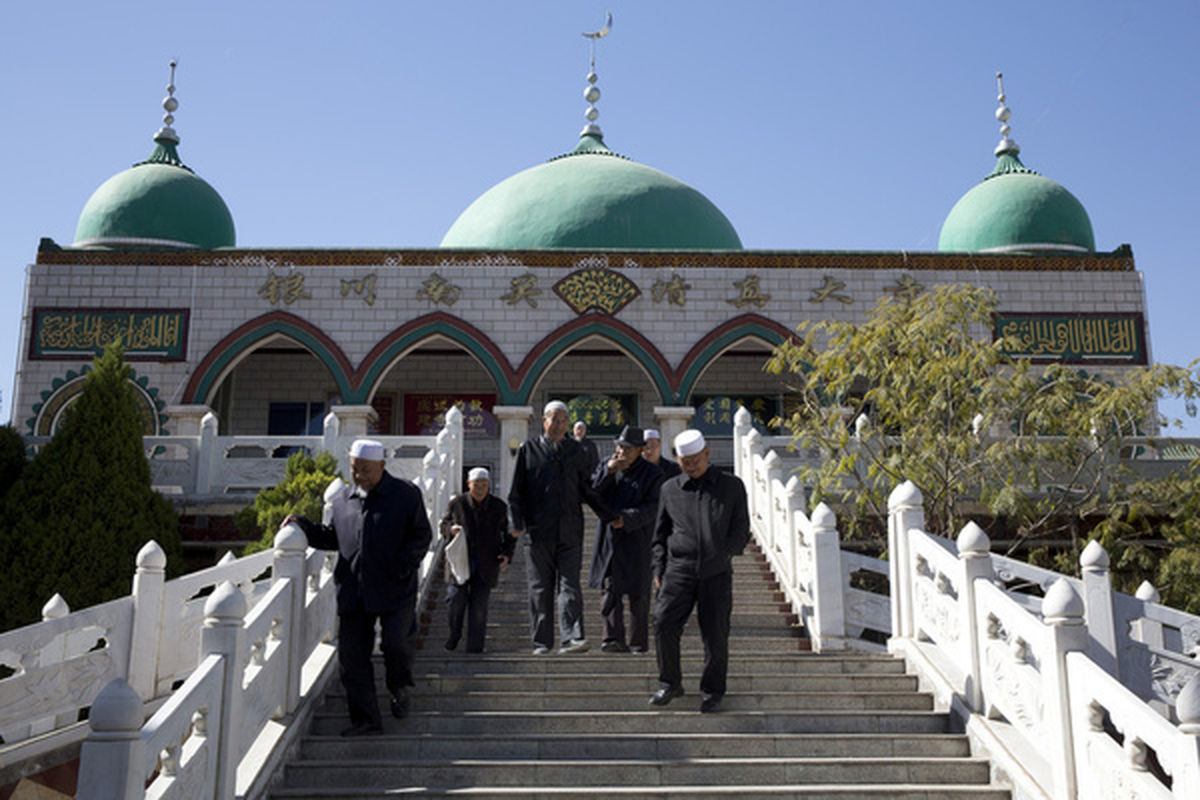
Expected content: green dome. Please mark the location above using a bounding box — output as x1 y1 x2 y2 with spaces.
74 140 235 249
938 152 1094 253
441 134 741 250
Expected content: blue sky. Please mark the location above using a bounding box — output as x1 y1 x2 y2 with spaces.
2 1 1198 431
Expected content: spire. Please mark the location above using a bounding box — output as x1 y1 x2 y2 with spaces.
137 59 192 172
580 11 612 139
985 71 1035 180
994 71 1019 157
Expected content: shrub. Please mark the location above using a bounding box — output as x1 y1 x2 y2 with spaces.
0 343 180 631
240 450 342 555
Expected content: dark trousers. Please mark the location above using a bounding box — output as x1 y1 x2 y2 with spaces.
601 584 650 650
525 536 585 647
337 604 416 727
446 577 492 652
653 568 733 697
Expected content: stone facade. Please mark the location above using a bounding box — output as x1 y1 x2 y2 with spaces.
16 247 1148 474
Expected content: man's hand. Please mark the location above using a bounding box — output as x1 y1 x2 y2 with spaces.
498 554 510 571
449 524 462 537
610 516 624 529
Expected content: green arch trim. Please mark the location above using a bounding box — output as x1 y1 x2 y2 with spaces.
674 315 796 403
184 311 355 404
513 314 673 405
353 313 515 404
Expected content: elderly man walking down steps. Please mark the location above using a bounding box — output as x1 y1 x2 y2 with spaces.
508 401 619 654
286 439 432 736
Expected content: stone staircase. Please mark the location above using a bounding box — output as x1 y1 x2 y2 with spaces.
270 519 1010 799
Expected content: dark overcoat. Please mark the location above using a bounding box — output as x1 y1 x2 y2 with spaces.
296 471 433 613
508 435 615 545
588 456 663 595
439 492 514 588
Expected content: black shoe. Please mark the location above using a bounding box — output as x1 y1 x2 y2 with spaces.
340 722 382 737
700 694 723 713
649 684 684 706
390 690 410 719
600 640 629 653
444 638 459 651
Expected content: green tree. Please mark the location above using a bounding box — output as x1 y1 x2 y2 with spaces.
0 424 27 499
239 450 342 555
0 343 180 631
767 283 1200 552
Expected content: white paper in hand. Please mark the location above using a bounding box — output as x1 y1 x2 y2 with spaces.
445 529 470 585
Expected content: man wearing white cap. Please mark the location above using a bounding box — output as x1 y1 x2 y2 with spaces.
439 467 514 653
649 429 750 713
643 429 681 480
286 438 432 735
509 400 619 654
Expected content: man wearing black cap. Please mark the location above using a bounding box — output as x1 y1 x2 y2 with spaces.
649 429 750 713
588 426 663 653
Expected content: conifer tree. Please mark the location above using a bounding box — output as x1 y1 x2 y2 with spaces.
0 343 179 631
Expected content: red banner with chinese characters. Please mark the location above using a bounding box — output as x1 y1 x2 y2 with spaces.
402 394 497 438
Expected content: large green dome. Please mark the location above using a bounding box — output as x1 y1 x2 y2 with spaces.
74 141 236 249
441 134 741 250
938 151 1094 253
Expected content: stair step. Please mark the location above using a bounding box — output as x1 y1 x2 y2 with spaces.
410 654 906 675
300 732 972 760
308 709 955 736
271 786 1011 799
282 757 994 788
403 673 920 693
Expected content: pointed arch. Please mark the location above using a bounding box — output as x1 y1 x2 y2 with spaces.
352 312 516 403
514 314 674 405
674 314 798 403
183 311 356 404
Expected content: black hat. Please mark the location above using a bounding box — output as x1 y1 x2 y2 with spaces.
615 426 646 448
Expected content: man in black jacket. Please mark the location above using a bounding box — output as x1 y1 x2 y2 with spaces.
509 401 618 654
439 466 515 653
286 439 432 736
649 430 750 713
589 426 663 653
643 429 682 479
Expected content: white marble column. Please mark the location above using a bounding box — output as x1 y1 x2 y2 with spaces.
164 404 213 435
492 406 534 498
653 406 695 452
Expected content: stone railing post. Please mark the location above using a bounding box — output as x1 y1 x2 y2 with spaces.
30 595 73 734
76 679 146 800
1042 578 1088 800
273 524 308 715
763 451 783 555
330 405 379 475
321 410 340 458
1132 582 1165 649
732 405 754 478
127 540 167 701
493 406 533 498
422 448 442 522
809 502 846 651
956 522 991 712
196 412 219 495
443 405 464 498
888 480 924 641
202 581 247 800
1080 540 1119 679
784 475 805 588
744 429 764 531
1177 675 1200 791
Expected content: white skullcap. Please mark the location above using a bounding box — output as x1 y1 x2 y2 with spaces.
543 400 569 417
467 467 490 482
674 429 706 457
349 439 385 460
644 429 661 441
573 420 587 430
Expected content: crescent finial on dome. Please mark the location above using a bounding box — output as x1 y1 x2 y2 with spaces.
580 12 612 139
994 71 1020 157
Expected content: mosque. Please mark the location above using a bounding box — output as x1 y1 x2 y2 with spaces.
12 49 1147 501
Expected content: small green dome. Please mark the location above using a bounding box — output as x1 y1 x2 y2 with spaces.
938 152 1094 253
441 134 741 250
74 139 236 249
